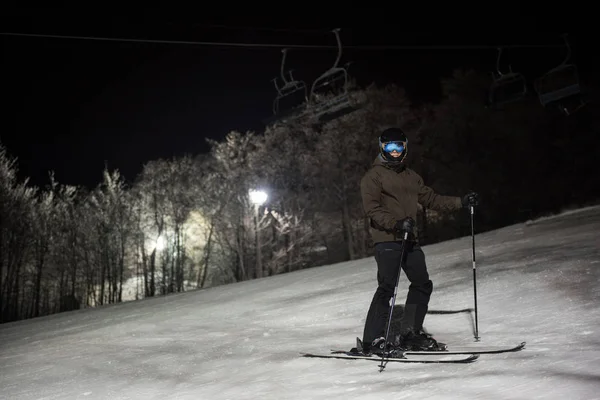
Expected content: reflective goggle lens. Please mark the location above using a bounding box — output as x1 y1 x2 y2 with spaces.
383 142 405 153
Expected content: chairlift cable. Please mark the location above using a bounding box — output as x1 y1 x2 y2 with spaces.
166 23 327 34
0 32 565 50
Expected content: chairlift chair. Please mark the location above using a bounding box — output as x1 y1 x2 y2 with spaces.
534 34 585 113
272 71 307 115
488 48 527 107
270 49 308 121
535 64 581 106
307 29 360 123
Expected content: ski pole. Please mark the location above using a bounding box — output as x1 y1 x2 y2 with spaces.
379 230 409 372
471 204 480 341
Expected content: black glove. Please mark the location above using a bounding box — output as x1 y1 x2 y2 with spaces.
394 217 415 235
462 191 480 208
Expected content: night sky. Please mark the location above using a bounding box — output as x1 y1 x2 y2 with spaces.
1 9 595 189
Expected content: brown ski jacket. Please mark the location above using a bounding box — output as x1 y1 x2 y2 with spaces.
360 156 462 244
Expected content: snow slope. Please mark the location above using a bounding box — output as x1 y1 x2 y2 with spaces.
1 206 599 400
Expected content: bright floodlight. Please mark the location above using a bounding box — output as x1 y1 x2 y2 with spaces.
249 189 268 206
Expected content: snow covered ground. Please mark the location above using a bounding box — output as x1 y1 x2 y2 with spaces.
1 206 599 400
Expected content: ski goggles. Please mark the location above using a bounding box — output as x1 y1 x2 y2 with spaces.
382 141 406 153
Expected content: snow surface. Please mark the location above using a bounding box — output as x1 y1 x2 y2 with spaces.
1 206 599 400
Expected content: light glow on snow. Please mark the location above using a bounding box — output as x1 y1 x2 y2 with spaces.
155 235 166 251
1 206 599 399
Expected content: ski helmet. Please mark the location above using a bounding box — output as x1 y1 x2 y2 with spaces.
378 128 408 164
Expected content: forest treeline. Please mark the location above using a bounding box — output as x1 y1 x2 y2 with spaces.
1 69 598 323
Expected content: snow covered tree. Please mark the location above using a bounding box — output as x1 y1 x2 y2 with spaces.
0 144 36 322
29 174 58 317
207 130 259 281
158 156 198 293
50 182 82 311
192 153 233 288
88 169 133 304
132 160 170 296
132 155 207 294
248 123 315 274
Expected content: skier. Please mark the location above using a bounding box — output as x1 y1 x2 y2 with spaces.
360 127 479 355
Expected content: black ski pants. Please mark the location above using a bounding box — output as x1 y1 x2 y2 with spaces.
362 241 433 350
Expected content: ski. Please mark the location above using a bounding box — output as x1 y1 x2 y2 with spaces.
330 341 525 356
404 341 526 355
301 352 479 364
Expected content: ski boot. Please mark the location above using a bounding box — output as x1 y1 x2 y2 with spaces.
367 337 404 358
351 337 403 357
398 329 447 351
